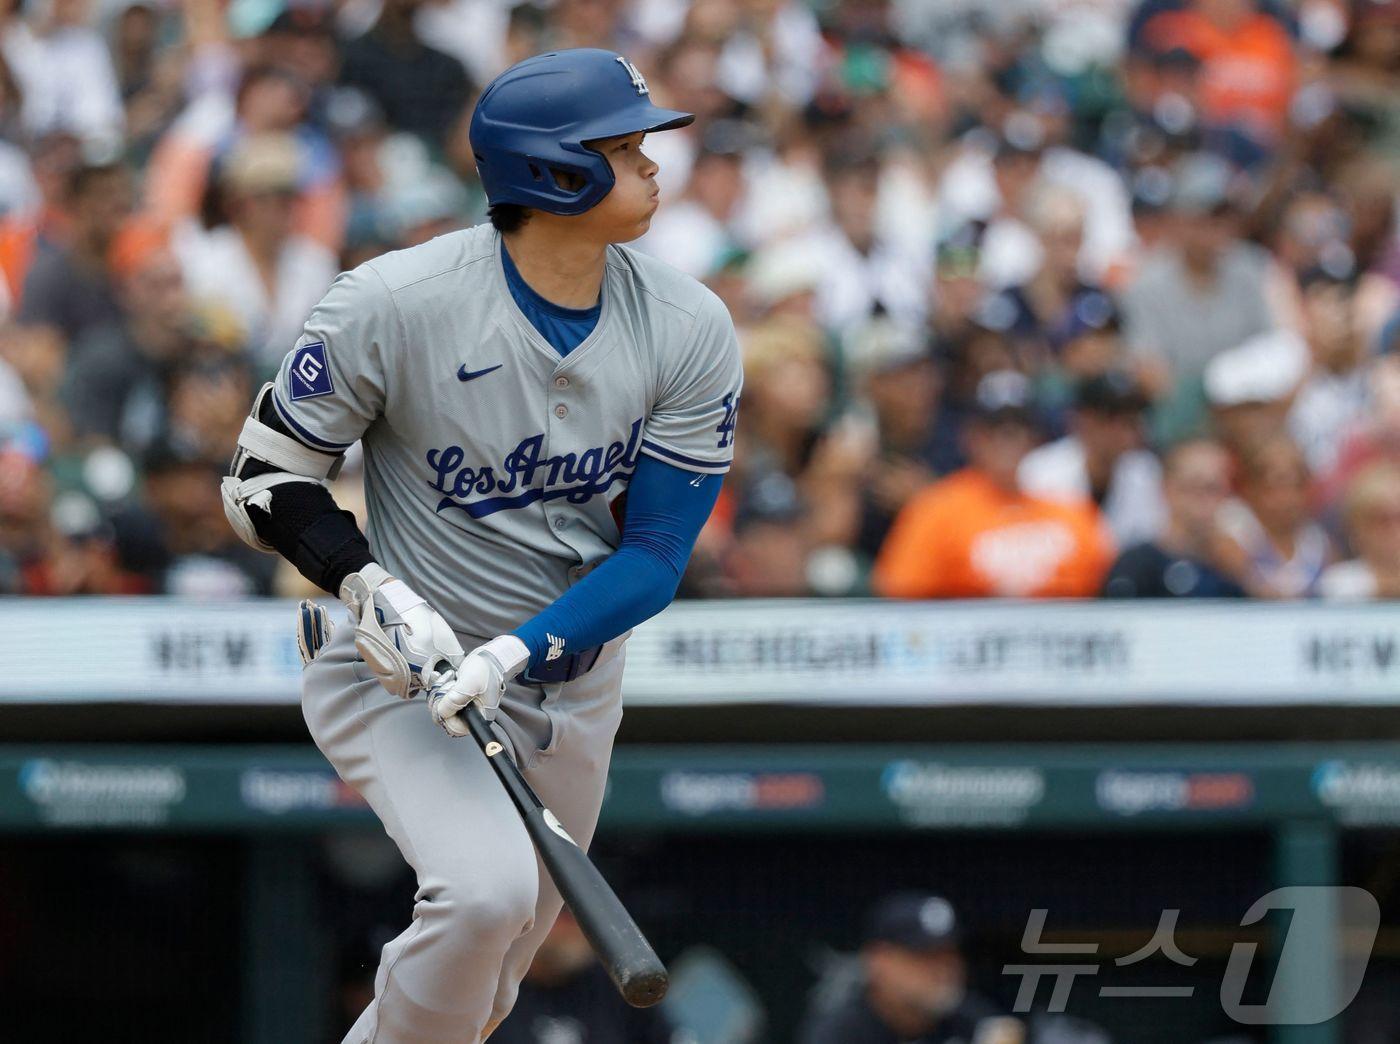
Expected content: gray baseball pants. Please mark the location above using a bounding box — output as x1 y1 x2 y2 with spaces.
301 619 626 1043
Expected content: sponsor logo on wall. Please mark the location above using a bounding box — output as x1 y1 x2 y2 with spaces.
240 768 367 815
1313 761 1400 824
1095 771 1255 816
659 771 825 816
18 759 186 826
881 761 1045 826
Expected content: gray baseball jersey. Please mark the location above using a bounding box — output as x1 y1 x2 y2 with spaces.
273 222 742 640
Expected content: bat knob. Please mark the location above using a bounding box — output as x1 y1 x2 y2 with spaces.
620 967 669 1008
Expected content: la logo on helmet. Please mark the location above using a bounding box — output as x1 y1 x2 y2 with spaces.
616 56 649 95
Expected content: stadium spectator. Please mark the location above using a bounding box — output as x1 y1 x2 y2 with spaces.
1139 0 1297 152
1006 186 1099 346
1288 265 1372 475
1020 371 1166 548
805 149 929 336
0 132 80 309
18 157 131 345
1039 290 1131 427
724 472 815 598
638 133 747 279
22 490 149 595
873 371 1114 599
1319 345 1400 509
173 133 337 371
338 0 475 153
1122 152 1280 441
1 0 124 147
733 313 831 494
145 61 347 255
0 323 66 452
808 319 949 564
1203 328 1309 454
162 351 255 466
0 0 1389 610
798 892 1020 1044
493 908 680 1043
1319 460 1400 600
59 221 190 453
0 440 53 592
1103 438 1243 598
114 439 274 597
938 109 1137 291
1214 434 1334 598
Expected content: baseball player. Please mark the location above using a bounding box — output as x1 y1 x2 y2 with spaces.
219 50 741 1042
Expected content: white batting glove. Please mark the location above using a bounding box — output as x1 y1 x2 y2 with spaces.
427 635 530 736
340 563 464 700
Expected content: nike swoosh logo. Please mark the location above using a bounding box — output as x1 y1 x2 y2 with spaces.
457 363 503 382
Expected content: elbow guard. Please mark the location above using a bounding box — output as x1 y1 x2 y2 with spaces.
221 383 345 552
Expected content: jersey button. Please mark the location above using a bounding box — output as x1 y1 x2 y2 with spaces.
554 376 569 389
553 517 568 531
554 404 568 418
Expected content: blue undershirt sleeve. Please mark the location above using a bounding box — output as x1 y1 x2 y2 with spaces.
512 454 720 671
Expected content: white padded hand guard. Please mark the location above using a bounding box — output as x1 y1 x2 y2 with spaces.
340 563 464 700
296 599 333 666
428 635 530 736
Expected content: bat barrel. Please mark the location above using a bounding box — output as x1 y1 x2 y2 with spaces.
525 806 670 1007
462 707 669 1008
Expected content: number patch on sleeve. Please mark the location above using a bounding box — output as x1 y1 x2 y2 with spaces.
289 342 334 401
715 391 739 449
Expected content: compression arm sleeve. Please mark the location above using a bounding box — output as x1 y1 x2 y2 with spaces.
240 396 374 593
512 454 720 671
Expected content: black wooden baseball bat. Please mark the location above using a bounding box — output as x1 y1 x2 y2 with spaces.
460 703 669 1008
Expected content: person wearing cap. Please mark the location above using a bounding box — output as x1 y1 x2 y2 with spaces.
174 132 338 371
1202 327 1309 454
1287 264 1371 475
219 50 742 1041
1121 152 1283 435
873 371 1114 599
799 892 1021 1044
1018 370 1167 548
802 317 950 566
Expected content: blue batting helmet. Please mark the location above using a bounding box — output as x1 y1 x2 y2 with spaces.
469 49 694 216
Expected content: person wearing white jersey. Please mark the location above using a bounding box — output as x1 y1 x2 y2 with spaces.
219 49 741 1043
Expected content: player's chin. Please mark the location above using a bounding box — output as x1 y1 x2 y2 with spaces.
612 212 655 243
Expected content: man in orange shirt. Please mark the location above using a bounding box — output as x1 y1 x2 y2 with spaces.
874 372 1114 598
1143 0 1296 146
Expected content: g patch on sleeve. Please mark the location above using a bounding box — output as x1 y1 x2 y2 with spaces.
289 342 334 401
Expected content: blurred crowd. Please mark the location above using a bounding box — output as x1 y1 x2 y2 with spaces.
1 0 1399 602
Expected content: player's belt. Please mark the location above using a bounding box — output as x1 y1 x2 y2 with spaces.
523 645 602 684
